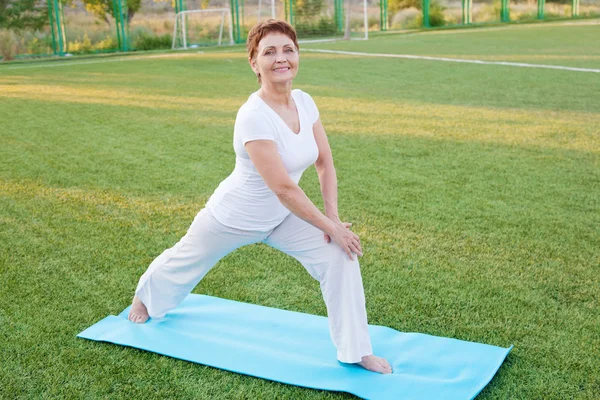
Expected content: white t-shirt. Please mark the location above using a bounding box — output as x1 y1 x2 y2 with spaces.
205 89 320 231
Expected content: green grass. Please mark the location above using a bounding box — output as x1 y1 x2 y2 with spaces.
315 22 600 69
1 21 599 399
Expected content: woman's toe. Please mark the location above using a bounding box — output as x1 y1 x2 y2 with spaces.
380 359 392 373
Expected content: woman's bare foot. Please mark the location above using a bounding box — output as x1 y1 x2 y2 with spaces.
128 296 149 323
357 355 393 374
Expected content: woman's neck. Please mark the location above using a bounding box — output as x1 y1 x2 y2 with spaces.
258 81 294 107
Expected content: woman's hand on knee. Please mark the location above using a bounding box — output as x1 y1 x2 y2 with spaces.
324 221 351 243
327 221 363 261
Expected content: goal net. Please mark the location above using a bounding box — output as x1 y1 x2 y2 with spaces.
246 0 371 41
172 9 235 49
172 0 373 49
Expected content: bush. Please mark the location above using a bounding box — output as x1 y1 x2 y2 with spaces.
429 2 448 26
68 32 94 54
295 16 337 37
514 11 537 21
94 35 118 51
133 33 173 50
473 0 502 22
295 0 325 18
368 16 380 30
389 0 421 15
66 32 118 54
129 25 172 50
23 31 53 55
391 7 421 29
129 25 154 41
410 1 447 28
0 30 22 61
349 18 366 31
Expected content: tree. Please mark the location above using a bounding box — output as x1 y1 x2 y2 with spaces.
75 0 142 25
0 0 47 31
388 0 420 15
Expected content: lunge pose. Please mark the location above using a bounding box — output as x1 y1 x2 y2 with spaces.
128 19 392 374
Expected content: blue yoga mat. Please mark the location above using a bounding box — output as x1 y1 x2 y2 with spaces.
78 294 512 399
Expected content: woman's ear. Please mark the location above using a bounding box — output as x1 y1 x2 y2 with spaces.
248 57 258 75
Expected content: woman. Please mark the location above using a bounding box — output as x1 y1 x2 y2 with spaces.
128 19 392 374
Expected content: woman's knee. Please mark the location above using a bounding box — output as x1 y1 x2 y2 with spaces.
322 244 360 275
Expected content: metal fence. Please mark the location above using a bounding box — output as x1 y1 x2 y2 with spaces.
1 0 599 60
414 0 599 29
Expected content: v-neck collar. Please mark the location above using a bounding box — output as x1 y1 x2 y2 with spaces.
255 90 302 136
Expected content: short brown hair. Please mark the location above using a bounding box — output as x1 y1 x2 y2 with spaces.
246 19 299 60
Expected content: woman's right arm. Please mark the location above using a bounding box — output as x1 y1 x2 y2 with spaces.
245 140 362 260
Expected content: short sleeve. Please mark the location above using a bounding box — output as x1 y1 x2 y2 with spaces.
235 109 276 146
301 91 320 124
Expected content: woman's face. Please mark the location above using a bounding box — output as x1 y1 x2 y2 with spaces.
250 32 299 84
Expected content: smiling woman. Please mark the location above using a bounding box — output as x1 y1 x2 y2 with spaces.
246 20 300 85
127 19 393 375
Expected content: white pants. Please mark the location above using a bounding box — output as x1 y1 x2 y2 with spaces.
135 208 373 363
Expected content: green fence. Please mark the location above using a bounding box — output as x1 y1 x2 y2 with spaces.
416 0 599 29
1 0 599 60
60 0 125 54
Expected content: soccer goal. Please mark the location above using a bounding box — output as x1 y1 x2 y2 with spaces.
172 9 235 49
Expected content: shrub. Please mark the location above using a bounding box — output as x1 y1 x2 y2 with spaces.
133 33 173 50
0 30 22 61
543 11 566 19
473 0 502 22
22 30 53 55
389 0 421 15
68 32 94 54
129 25 154 41
349 18 366 31
514 11 537 21
368 16 380 30
391 7 421 29
295 0 325 18
295 16 337 37
410 1 447 28
428 2 447 26
99 35 118 51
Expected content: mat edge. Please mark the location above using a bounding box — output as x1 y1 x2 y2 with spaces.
467 344 514 400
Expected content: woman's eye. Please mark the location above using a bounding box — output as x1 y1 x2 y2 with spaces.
265 51 273 55
285 48 294 52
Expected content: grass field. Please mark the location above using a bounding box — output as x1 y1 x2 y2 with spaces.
1 21 599 399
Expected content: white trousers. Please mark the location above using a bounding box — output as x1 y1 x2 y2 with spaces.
135 208 373 363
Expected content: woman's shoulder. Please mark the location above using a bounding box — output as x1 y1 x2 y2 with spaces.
293 88 317 108
292 88 310 98
237 93 266 117
239 91 261 110
235 95 273 128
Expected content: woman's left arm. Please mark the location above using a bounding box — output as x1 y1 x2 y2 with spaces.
313 118 340 222
314 118 356 244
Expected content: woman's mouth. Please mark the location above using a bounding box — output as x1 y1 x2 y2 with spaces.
273 67 291 72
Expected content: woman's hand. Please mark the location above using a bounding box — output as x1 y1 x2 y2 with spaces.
324 221 351 243
325 220 363 261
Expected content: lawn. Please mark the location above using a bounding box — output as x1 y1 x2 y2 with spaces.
1 21 599 399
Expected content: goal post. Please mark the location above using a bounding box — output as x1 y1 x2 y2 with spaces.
257 0 277 21
343 0 369 40
172 9 235 50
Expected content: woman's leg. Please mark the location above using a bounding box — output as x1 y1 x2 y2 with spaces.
263 212 373 364
133 208 264 320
